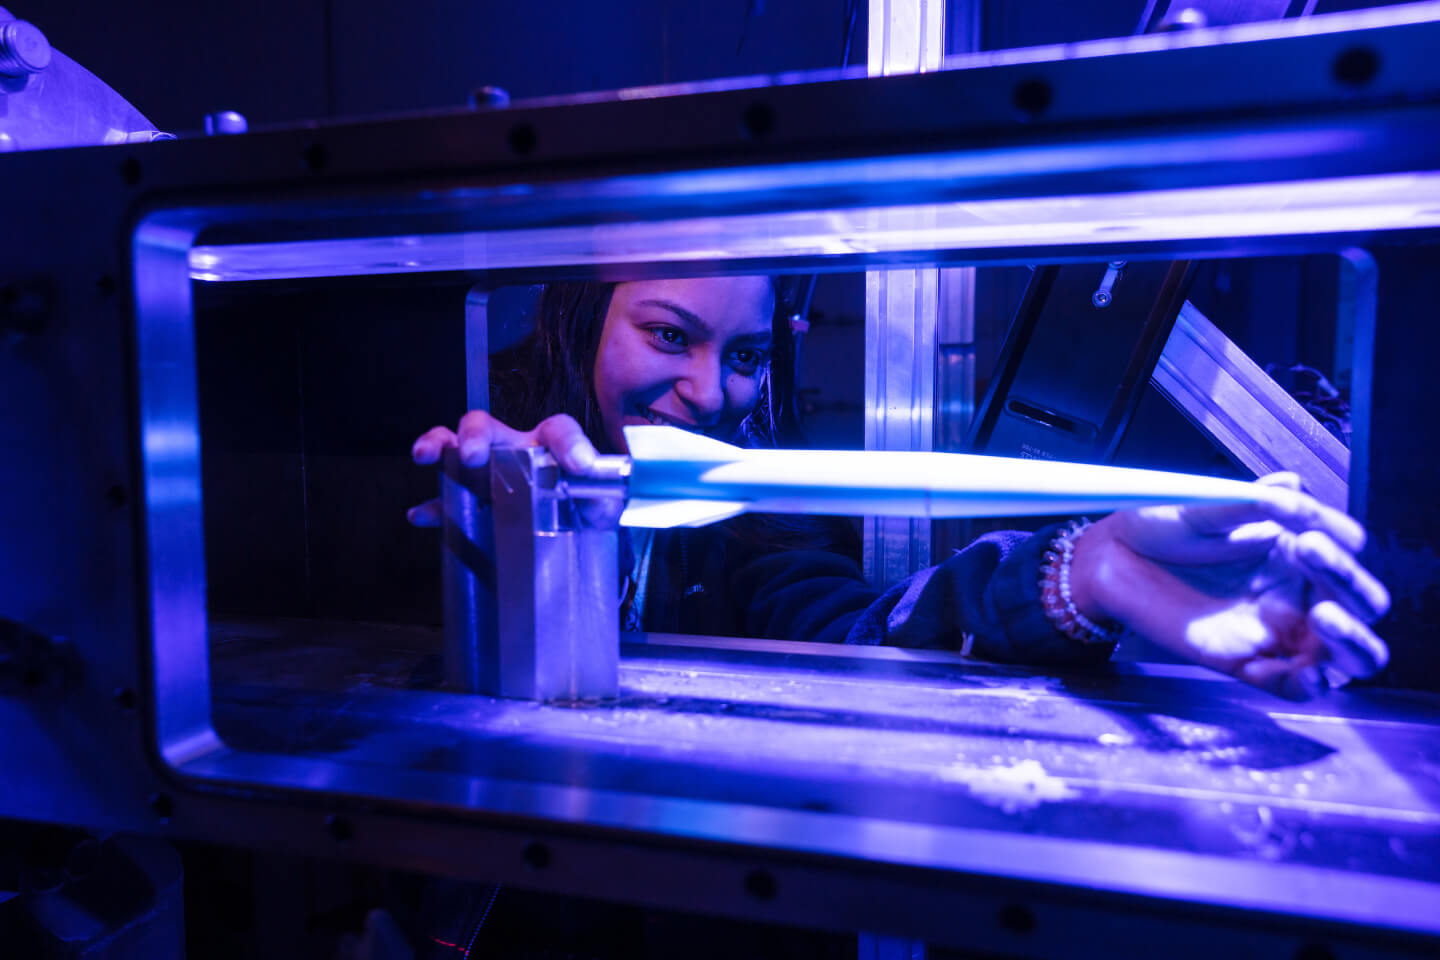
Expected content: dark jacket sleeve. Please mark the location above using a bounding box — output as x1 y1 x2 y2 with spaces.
728 523 1115 665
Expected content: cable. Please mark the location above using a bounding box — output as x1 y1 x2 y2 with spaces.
460 883 501 960
842 0 860 68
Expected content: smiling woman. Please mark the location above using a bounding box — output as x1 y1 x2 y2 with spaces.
593 278 776 453
484 277 804 456
409 275 1392 701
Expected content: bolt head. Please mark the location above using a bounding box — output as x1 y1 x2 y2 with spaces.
204 111 248 136
1 20 51 74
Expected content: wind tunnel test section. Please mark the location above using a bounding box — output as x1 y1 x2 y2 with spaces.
7 4 1440 957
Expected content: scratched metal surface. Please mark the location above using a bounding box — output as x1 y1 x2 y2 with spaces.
210 619 1440 887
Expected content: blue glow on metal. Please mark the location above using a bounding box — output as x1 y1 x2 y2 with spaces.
510 2 1440 110
133 214 222 769
187 171 1440 282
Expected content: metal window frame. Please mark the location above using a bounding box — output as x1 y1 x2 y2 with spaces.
7 5 1440 951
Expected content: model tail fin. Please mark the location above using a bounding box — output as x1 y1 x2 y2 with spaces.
624 424 744 462
621 498 749 528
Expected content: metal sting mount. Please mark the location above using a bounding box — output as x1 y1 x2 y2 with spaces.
441 446 629 702
1091 260 1126 308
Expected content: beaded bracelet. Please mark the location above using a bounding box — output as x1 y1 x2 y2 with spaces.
1039 520 1123 645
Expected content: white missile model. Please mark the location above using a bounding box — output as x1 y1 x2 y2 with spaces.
617 425 1261 529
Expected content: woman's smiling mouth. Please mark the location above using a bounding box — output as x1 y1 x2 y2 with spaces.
636 405 698 429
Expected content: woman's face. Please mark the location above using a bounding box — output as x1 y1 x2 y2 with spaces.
592 277 775 453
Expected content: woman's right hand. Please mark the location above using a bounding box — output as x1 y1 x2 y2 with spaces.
407 411 600 527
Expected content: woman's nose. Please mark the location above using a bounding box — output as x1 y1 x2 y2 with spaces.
674 358 726 423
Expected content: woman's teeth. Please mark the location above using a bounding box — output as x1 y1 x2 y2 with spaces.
639 407 690 429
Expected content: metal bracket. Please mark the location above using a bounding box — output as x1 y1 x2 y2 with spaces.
1151 300 1350 509
441 446 627 702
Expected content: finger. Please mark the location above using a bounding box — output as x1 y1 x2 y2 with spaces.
1237 656 1319 701
1293 529 1391 623
1309 599 1390 678
456 410 527 467
1179 519 1286 564
1277 663 1335 701
1179 475 1365 553
533 413 599 474
1178 500 1285 540
406 498 444 528
1175 474 1298 533
410 426 457 465
1252 485 1366 553
1257 471 1303 491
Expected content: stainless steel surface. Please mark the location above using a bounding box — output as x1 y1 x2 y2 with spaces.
441 445 626 700
444 283 495 693
864 269 937 586
1153 299 1351 508
489 446 621 702
935 267 977 453
441 448 497 693
142 8 1440 283
857 933 926 960
867 0 944 77
134 213 223 769
464 285 491 413
933 1 980 464
181 174 1440 282
1340 246 1378 523
205 620 1440 948
864 0 946 590
0 17 158 150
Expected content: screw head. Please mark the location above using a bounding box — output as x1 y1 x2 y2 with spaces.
1012 79 1053 118
303 143 328 172
0 20 51 76
998 903 1036 934
470 86 511 109
149 793 174 822
1158 7 1208 32
742 102 775 139
325 814 353 844
743 869 777 900
204 111 248 136
522 841 551 869
507 124 537 155
1333 47 1380 88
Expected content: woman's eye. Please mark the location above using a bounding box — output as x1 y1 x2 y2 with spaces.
648 326 687 350
730 349 767 375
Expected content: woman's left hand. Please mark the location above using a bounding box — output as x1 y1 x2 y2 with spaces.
1071 473 1391 699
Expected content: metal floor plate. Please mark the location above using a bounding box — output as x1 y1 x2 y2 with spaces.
207 619 1440 935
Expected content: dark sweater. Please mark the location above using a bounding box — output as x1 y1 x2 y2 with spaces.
629 519 1115 666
